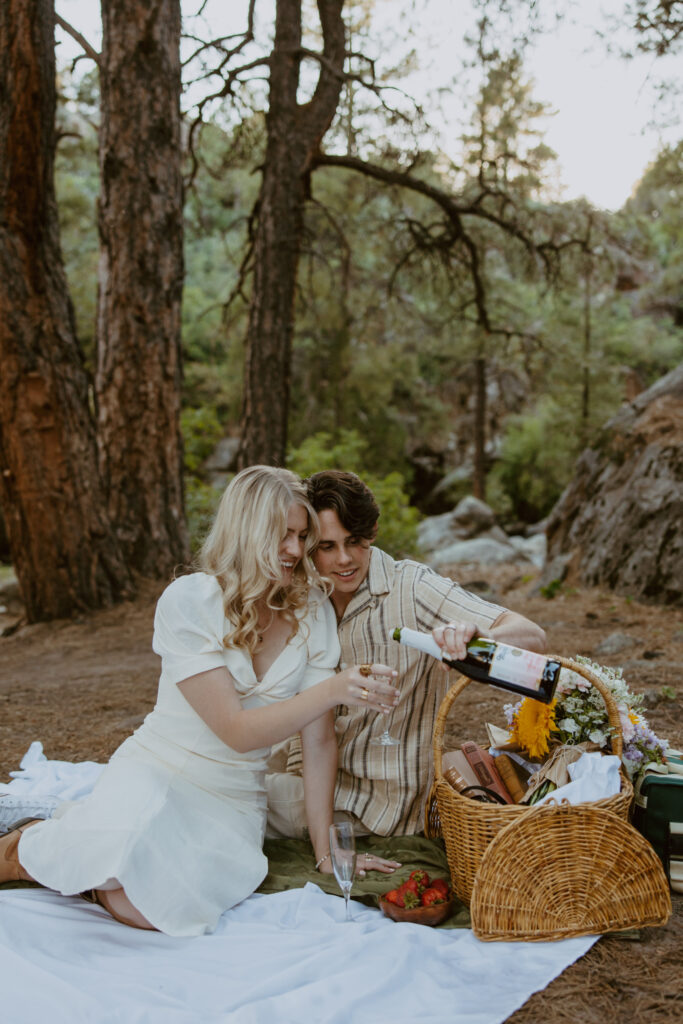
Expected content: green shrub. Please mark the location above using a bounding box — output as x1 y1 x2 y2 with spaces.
539 578 563 600
184 477 224 554
181 406 226 551
285 429 367 479
287 430 421 559
487 398 577 523
370 471 422 559
181 406 224 474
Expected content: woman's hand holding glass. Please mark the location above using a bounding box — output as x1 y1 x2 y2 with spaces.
351 645 402 747
336 663 399 713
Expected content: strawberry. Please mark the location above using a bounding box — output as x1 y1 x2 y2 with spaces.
430 878 450 900
390 888 406 908
398 877 421 901
397 877 423 909
421 887 446 907
402 889 421 909
408 869 430 892
383 889 400 905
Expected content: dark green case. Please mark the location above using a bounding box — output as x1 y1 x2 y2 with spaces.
633 767 683 892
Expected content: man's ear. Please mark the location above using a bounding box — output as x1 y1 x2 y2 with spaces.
369 521 378 542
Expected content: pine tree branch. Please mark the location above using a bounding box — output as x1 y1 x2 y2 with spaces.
55 14 100 66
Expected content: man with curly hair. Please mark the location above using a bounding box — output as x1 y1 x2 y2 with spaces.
267 470 546 839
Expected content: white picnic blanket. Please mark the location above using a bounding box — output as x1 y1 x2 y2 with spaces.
0 745 598 1024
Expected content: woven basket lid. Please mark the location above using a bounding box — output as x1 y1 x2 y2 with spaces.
470 801 671 942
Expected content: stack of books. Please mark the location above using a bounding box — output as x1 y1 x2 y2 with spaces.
442 742 531 804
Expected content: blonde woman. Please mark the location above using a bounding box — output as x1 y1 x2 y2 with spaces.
0 466 399 935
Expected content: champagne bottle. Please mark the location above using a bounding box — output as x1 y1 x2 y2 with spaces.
392 626 561 704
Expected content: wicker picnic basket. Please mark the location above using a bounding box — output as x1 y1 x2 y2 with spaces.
426 656 635 905
469 801 671 941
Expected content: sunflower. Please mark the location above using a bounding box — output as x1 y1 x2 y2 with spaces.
511 698 558 759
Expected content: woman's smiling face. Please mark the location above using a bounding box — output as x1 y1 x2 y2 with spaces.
277 503 309 583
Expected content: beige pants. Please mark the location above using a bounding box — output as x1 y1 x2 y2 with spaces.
265 741 368 839
264 771 370 839
265 739 307 839
265 770 309 839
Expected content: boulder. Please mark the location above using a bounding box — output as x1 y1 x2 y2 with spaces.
430 536 522 569
416 510 464 556
451 495 497 536
417 496 505 558
507 533 547 569
545 363 683 604
417 495 541 569
595 632 643 656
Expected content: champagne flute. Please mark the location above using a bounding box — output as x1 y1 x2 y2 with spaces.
329 822 357 922
367 645 400 747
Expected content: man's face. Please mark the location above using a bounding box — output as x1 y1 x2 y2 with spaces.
313 509 373 599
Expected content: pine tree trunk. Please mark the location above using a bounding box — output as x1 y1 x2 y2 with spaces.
238 0 345 467
0 0 133 621
97 0 188 572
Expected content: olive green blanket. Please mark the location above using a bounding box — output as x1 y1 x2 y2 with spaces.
1 834 469 930
259 834 470 929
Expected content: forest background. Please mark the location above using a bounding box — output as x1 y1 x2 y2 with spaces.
0 0 681 622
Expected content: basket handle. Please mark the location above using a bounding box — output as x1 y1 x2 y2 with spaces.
432 656 624 781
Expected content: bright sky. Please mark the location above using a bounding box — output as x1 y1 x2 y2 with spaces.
55 0 680 211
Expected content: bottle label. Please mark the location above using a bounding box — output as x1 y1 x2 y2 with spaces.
489 643 545 691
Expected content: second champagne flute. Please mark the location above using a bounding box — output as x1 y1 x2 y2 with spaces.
329 822 357 922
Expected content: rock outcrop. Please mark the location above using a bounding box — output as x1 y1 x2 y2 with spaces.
544 363 683 605
417 495 547 569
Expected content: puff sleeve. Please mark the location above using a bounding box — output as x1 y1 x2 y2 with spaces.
297 592 341 692
152 573 229 686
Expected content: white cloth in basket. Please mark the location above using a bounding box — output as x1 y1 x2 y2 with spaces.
536 752 621 807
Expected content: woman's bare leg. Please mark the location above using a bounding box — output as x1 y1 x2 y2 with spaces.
0 819 39 883
2 822 156 930
93 887 157 930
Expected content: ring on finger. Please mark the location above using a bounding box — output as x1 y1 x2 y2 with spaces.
360 686 369 701
359 664 373 677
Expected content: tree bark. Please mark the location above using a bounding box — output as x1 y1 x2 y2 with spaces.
97 0 188 572
238 0 346 467
0 0 133 621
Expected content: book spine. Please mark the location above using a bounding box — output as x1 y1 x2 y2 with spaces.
495 754 527 803
460 741 515 804
443 766 470 793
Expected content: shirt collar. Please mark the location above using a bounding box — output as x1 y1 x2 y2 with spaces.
366 546 393 595
338 547 393 623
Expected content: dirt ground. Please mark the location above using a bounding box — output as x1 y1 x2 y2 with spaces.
1 563 681 1022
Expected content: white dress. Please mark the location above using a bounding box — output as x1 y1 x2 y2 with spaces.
19 573 340 936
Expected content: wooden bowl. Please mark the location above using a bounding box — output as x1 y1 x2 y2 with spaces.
379 896 454 927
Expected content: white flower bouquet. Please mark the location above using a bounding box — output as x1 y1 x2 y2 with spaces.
504 655 669 779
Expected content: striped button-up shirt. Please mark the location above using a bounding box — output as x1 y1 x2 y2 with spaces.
313 546 503 835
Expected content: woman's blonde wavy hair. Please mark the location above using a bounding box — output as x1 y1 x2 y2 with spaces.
199 465 328 653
